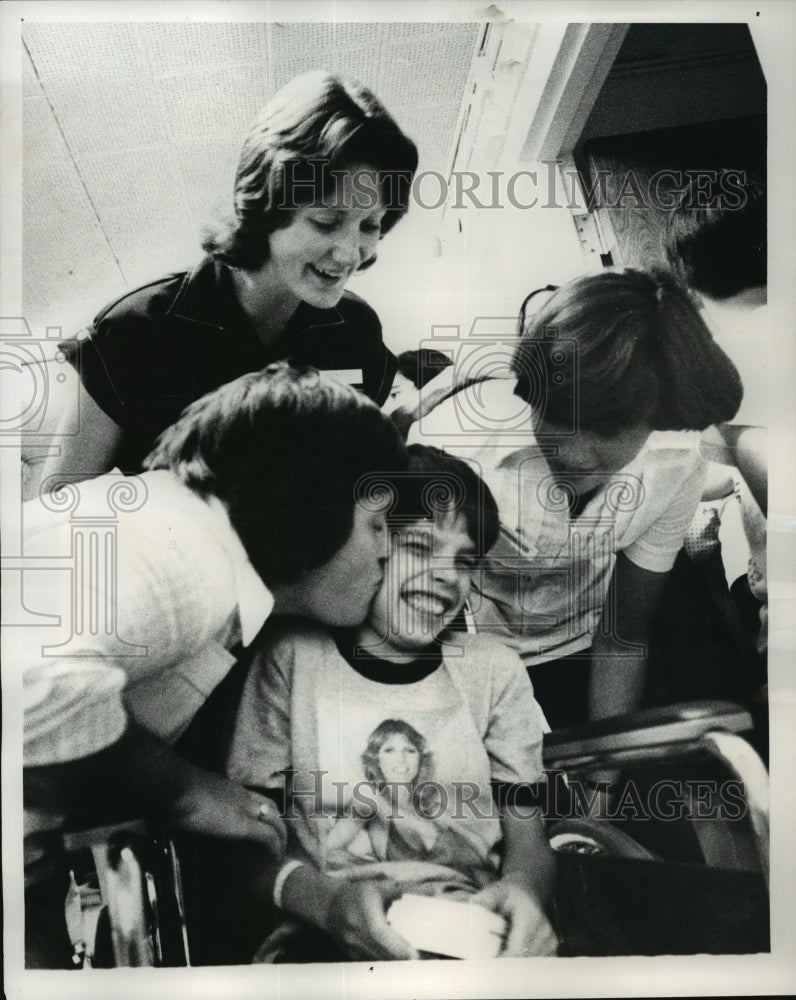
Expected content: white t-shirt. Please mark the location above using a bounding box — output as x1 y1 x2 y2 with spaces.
410 379 706 665
17 469 273 764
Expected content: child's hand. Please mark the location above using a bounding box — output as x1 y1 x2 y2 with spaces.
471 879 558 957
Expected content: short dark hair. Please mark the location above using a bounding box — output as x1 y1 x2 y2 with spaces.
396 349 454 389
663 173 766 299
202 71 418 270
512 268 743 436
143 362 407 588
387 444 499 557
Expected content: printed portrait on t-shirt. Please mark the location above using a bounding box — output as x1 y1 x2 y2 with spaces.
323 716 491 880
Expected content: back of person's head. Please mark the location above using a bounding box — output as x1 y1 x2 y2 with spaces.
202 70 418 269
512 267 743 436
387 444 499 556
663 172 766 300
396 348 454 389
143 361 407 588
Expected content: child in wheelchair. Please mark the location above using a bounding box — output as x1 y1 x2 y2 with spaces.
225 445 557 960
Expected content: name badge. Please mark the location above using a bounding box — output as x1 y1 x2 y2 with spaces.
325 368 363 387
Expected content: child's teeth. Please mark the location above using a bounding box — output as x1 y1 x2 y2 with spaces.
406 594 446 615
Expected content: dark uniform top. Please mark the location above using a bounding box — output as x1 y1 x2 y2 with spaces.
61 257 397 473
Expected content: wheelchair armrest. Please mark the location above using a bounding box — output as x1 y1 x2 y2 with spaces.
542 701 753 765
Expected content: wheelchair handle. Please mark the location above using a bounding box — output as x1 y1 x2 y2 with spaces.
543 701 752 761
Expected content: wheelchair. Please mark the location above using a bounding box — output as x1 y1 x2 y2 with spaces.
52 822 191 968
48 698 769 966
541 700 769 955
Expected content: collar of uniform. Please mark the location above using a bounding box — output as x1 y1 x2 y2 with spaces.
646 430 702 451
203 494 274 646
166 256 348 341
166 257 235 331
282 297 346 341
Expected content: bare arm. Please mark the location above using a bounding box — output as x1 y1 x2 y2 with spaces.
37 382 124 492
500 807 555 905
471 806 558 956
701 423 768 514
24 722 286 854
589 552 670 721
700 461 735 502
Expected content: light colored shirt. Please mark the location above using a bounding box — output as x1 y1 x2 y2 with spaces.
226 622 547 888
410 379 706 665
18 469 273 765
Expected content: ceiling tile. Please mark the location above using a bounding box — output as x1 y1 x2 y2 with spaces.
377 27 478 106
23 23 150 82
159 64 271 145
141 22 270 75
23 156 125 331
46 79 169 157
21 21 478 331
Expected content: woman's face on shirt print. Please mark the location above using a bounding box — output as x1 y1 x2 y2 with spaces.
261 162 387 310
377 732 421 784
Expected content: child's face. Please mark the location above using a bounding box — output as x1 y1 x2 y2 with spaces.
377 733 421 783
382 371 419 415
533 415 650 495
367 510 477 654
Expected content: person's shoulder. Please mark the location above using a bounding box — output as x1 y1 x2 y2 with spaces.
92 264 195 328
257 616 337 661
23 471 175 544
646 430 702 452
87 471 237 578
127 469 214 520
442 631 524 675
440 632 539 731
643 431 705 476
112 472 241 588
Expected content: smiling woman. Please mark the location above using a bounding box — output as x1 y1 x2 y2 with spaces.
36 71 418 488
233 163 387 330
